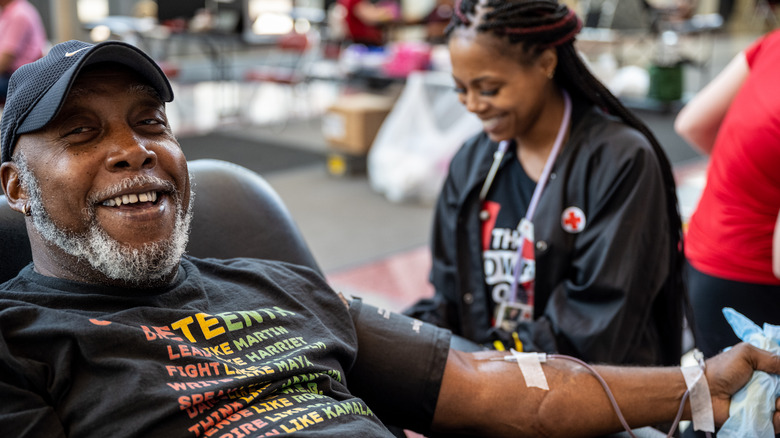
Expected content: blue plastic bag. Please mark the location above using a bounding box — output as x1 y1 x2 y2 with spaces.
717 308 780 438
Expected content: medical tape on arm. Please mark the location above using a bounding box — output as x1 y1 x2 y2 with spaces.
509 349 549 390
680 350 714 433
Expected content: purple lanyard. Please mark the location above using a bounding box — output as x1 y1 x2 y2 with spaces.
479 90 572 303
523 90 571 224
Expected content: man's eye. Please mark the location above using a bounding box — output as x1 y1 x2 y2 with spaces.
453 87 465 94
66 126 90 136
140 118 168 127
481 89 498 96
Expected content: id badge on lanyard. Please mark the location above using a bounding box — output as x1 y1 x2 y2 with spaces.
483 91 572 332
494 218 535 332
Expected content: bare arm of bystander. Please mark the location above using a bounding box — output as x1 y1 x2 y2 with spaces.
674 52 748 154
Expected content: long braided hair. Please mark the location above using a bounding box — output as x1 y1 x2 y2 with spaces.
450 0 687 365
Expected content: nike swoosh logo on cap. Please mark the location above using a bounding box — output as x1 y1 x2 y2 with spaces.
64 47 89 57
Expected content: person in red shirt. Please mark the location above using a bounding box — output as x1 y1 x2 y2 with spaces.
675 30 780 359
339 0 398 46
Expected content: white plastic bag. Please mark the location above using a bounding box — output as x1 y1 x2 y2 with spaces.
368 70 482 204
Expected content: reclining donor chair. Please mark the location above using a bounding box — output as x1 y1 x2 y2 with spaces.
0 158 663 438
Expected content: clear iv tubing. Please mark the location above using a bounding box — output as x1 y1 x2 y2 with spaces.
551 354 686 438
497 353 712 438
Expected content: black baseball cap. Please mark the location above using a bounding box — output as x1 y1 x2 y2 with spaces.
0 40 174 164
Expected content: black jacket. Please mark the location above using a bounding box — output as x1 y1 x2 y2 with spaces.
406 99 684 366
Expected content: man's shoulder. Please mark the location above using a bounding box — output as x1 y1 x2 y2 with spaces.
180 257 348 324
182 256 327 287
184 255 316 273
0 264 37 292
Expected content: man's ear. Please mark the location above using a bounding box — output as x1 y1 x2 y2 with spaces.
0 161 28 214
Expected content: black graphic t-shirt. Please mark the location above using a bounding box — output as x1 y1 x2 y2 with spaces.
481 153 536 325
0 258 448 437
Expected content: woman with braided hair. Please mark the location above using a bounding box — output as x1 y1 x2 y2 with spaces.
405 0 687 367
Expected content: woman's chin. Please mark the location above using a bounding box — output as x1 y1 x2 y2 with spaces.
485 130 511 143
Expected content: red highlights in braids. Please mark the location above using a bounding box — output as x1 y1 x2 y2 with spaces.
454 0 471 25
503 9 582 48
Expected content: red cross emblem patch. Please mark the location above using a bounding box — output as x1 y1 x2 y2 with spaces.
561 206 586 233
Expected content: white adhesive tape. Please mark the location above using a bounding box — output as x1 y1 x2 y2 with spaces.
681 364 715 433
510 350 549 390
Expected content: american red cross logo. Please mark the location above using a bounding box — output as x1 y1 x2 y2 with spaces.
561 206 586 233
564 211 581 228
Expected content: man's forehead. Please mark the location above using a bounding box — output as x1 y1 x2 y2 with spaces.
68 66 161 100
66 79 161 102
50 75 164 125
35 69 165 134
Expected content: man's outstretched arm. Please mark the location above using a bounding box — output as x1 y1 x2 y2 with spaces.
432 343 780 437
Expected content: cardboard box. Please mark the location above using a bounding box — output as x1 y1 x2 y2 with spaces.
322 93 395 155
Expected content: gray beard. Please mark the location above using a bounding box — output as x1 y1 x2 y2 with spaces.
16 157 193 286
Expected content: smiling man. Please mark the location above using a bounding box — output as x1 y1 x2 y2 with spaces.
12 70 189 286
1 39 187 288
0 40 779 438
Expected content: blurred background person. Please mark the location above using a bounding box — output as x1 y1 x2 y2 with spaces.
422 0 455 44
674 29 780 360
339 0 399 46
0 0 46 103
